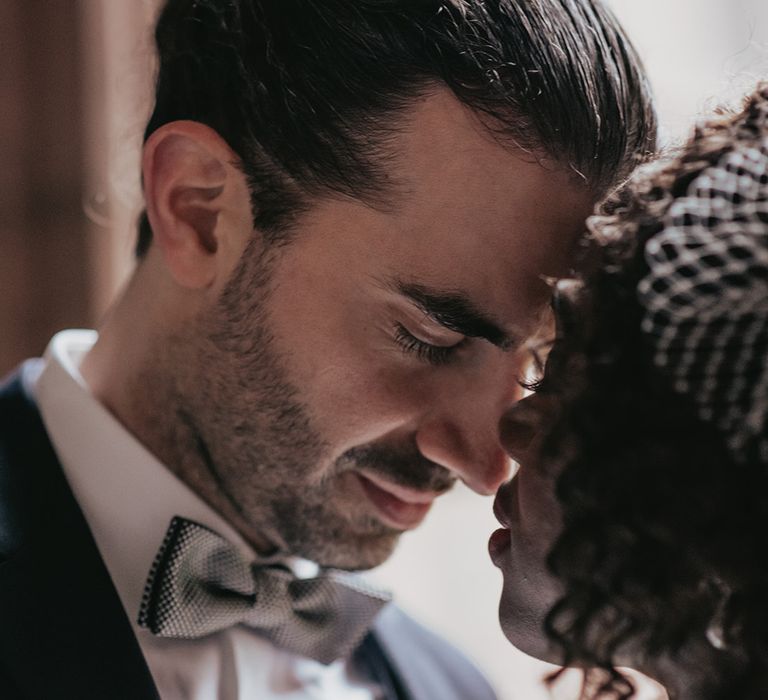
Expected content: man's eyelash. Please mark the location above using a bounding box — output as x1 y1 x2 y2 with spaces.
394 324 460 366
518 375 545 393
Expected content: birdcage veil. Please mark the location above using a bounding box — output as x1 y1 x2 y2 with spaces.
637 133 768 462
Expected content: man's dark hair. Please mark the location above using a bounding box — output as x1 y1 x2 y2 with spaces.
136 0 657 257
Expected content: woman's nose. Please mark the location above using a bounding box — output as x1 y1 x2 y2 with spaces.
499 394 545 462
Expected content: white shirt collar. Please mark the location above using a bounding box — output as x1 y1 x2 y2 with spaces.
33 329 254 621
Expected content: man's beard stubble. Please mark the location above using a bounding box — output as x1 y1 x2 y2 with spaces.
174 238 455 570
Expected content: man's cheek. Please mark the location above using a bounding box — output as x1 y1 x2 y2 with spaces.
314 363 428 430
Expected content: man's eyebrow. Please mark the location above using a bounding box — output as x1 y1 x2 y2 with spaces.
394 281 517 350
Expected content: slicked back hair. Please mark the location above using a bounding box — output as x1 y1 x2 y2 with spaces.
136 0 657 257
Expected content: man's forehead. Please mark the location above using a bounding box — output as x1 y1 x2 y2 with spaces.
364 89 536 209
396 92 530 170
338 89 593 252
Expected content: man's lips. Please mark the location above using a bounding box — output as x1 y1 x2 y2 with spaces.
355 471 442 530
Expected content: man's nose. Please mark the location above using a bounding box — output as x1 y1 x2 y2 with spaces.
414 367 521 495
415 418 511 495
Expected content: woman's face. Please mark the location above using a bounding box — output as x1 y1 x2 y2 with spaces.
490 287 579 662
491 385 567 662
493 383 737 697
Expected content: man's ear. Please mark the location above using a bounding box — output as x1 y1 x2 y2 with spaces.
142 121 252 289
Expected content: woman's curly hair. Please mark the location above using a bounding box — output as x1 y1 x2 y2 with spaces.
540 83 768 699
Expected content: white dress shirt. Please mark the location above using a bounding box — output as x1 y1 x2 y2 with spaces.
33 330 382 700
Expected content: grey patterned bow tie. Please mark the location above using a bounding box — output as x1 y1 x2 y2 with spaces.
138 516 391 665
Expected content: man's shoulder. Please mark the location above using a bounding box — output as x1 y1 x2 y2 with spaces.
0 360 50 559
0 363 162 700
0 359 48 464
371 604 498 700
0 359 43 434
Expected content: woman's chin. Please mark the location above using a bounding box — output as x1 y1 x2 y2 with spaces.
498 588 565 665
501 630 563 665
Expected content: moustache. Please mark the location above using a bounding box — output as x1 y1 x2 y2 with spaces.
336 442 456 494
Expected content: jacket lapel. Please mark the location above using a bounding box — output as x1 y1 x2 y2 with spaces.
353 628 410 700
0 364 159 700
367 605 497 700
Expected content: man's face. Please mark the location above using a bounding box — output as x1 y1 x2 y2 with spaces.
176 91 595 569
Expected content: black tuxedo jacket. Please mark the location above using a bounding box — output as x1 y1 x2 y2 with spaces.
0 363 497 700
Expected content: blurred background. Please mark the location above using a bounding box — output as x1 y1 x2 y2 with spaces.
1 1 767 698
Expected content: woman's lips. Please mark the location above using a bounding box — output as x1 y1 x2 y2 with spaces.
488 527 511 566
356 471 439 530
489 478 519 565
493 478 518 528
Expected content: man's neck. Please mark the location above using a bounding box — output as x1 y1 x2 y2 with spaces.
80 262 277 556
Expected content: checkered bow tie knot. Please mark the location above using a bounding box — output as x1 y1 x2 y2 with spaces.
138 516 391 665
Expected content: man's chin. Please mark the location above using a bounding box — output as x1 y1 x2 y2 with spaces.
299 530 402 571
